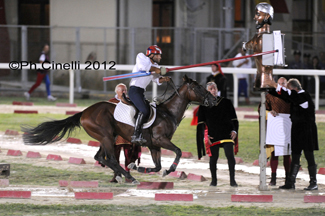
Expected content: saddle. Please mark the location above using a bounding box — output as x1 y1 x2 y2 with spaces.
112 94 156 129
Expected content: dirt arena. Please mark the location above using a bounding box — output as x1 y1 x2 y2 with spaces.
0 104 324 208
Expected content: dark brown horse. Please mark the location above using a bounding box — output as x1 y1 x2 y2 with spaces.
22 75 216 184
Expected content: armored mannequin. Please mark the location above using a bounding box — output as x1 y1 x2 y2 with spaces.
243 3 274 90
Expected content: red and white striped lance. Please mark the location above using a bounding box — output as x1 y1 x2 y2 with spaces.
103 50 278 81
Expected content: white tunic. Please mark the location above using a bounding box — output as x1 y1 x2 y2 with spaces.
232 53 252 79
129 53 162 90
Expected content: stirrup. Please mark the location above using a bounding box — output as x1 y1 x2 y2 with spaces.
131 135 147 145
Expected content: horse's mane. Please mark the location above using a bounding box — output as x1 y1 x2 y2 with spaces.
159 89 178 104
157 80 186 105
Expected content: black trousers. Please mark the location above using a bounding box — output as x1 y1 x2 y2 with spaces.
209 142 236 180
292 150 316 167
128 86 150 118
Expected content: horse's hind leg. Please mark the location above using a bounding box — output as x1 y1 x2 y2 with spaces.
128 147 162 174
99 137 140 184
94 146 106 168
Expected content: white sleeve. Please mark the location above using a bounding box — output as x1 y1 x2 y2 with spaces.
152 73 162 85
232 54 243 67
39 54 46 62
135 53 151 72
276 84 291 95
155 78 163 85
246 57 252 68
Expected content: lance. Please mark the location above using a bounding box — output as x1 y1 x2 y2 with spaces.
103 49 278 82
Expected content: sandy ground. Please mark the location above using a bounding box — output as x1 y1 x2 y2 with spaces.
0 134 325 209
0 105 325 208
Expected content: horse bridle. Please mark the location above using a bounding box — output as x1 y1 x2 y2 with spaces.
187 82 212 107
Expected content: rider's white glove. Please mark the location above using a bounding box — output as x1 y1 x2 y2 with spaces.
160 67 167 75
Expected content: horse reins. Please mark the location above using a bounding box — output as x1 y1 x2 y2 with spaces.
187 82 211 106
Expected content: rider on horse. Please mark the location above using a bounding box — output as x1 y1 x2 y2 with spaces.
128 45 170 145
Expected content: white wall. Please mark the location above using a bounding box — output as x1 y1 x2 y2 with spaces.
175 0 211 28
50 0 116 28
50 0 117 87
127 0 151 27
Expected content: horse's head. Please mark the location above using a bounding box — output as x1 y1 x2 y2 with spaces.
182 75 216 107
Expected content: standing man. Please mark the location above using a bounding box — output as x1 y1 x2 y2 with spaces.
24 44 57 101
108 83 141 183
206 63 227 98
266 78 319 190
233 47 252 104
128 45 170 145
196 82 239 187
261 77 291 186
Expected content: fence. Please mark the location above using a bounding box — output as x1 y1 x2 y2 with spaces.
65 65 325 110
2 62 322 110
1 25 325 94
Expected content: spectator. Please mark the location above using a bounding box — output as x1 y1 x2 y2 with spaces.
302 53 312 91
206 63 227 98
24 44 56 101
312 55 325 93
302 53 312 69
233 47 251 105
288 50 303 69
288 50 303 85
319 51 325 69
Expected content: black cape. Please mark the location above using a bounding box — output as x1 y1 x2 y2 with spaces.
269 88 318 152
196 97 239 159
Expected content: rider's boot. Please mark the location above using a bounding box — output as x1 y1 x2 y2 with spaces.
131 112 147 145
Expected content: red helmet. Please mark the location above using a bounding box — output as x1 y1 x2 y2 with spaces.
146 45 162 56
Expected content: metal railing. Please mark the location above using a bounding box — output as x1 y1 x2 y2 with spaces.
48 64 323 110
0 62 324 110
2 25 325 92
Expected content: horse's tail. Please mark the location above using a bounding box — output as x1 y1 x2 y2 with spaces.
22 112 83 145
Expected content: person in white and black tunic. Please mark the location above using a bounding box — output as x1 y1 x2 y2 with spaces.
266 78 319 190
196 82 239 187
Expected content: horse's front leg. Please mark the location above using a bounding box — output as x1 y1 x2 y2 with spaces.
159 141 182 177
128 147 162 174
128 138 181 177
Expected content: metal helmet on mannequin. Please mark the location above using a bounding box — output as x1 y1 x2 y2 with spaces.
255 2 274 29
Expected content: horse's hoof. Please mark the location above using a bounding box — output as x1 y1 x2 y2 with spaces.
162 170 168 177
132 179 140 185
115 176 123 184
127 163 137 170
